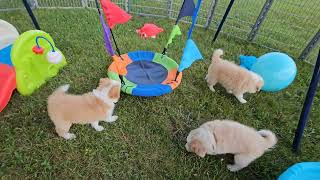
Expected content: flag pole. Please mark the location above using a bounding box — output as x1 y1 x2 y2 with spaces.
22 0 41 30
95 0 125 84
95 0 101 14
174 71 180 81
95 0 123 60
109 29 123 58
212 0 235 43
162 0 187 55
174 0 202 78
187 0 202 39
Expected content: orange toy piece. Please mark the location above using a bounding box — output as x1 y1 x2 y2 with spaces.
0 64 16 112
108 55 132 75
162 68 182 89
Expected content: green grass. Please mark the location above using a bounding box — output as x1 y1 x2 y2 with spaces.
1 9 320 179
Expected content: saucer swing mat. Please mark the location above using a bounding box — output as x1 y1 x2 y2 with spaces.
107 51 182 97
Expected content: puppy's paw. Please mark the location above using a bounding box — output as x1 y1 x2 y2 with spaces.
91 122 104 131
236 96 247 104
106 115 118 123
209 85 215 92
111 115 118 122
63 133 76 140
239 99 247 104
227 164 241 172
94 126 104 132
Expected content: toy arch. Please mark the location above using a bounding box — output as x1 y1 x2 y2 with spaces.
107 51 182 97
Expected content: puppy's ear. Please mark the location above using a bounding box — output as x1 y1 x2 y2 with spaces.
100 78 111 86
190 140 206 158
256 85 261 92
98 78 111 90
99 78 105 84
108 84 120 99
256 81 264 92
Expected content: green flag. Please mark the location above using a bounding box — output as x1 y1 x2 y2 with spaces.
165 25 182 48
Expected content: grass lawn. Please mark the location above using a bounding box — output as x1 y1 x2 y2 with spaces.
1 9 320 179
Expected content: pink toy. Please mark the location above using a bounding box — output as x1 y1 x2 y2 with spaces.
136 23 164 38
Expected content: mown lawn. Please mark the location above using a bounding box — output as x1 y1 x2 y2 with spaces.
0 9 319 179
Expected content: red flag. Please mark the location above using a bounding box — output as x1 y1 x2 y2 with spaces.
100 0 132 29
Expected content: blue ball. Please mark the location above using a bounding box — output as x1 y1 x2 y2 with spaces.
251 52 297 92
239 55 257 70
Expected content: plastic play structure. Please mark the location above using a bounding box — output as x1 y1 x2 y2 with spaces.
278 162 320 180
0 20 19 112
240 52 297 92
0 20 19 67
95 0 203 96
0 20 19 50
0 19 66 112
11 30 67 95
0 64 16 112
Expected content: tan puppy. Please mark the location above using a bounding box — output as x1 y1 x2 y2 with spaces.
205 49 264 103
185 120 277 172
47 78 121 140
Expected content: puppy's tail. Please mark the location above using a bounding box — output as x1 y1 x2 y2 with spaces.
211 49 224 63
258 129 277 150
53 84 70 94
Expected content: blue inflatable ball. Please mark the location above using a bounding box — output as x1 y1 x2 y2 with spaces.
251 52 297 92
239 55 257 70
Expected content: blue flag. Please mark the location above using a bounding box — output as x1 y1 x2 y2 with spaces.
178 39 203 72
176 0 195 24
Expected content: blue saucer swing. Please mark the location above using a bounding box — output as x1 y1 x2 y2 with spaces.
95 0 203 97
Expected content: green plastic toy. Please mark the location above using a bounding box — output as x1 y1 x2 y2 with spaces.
11 30 67 95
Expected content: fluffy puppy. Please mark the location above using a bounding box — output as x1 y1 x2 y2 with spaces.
205 49 264 103
185 120 277 172
47 78 121 140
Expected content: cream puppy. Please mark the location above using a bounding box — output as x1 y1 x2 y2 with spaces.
47 78 121 140
205 49 264 103
185 120 277 172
